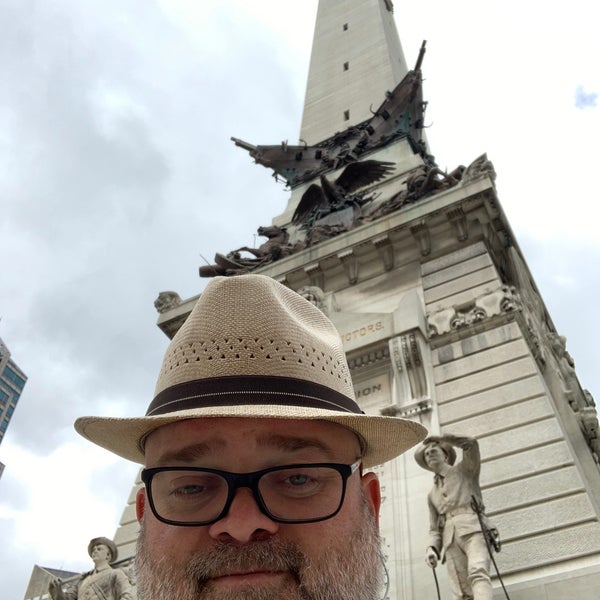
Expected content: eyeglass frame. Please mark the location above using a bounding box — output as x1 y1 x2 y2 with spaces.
140 460 361 527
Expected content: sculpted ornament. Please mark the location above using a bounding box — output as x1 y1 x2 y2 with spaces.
199 225 298 278
291 160 395 228
200 48 500 278
427 286 521 337
154 291 182 314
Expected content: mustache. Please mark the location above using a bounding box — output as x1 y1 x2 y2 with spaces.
186 539 306 587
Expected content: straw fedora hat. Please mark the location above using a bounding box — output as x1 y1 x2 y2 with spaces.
75 274 426 468
88 537 118 563
414 440 457 472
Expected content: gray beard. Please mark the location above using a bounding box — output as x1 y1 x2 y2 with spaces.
135 501 383 600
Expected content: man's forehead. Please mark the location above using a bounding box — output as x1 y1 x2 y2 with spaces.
144 417 362 464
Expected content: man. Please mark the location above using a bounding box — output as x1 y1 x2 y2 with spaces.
48 537 133 600
414 434 494 600
75 274 427 599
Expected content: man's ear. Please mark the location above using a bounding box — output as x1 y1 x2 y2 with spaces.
361 471 381 528
135 487 146 523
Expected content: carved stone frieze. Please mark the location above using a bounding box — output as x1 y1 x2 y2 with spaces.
427 285 522 337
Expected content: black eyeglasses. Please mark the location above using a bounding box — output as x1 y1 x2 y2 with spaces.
141 461 361 527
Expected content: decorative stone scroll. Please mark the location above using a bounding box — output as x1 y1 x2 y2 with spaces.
427 285 522 337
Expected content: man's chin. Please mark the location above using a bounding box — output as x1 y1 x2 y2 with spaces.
200 571 294 597
199 578 297 600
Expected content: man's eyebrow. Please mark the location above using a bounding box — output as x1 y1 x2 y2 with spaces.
255 433 339 458
154 439 226 465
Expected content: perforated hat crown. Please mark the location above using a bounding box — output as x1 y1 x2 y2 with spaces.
75 274 426 467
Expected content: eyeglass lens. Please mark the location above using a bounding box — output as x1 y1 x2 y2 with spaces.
145 464 351 525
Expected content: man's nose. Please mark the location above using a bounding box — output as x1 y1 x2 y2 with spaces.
207 488 280 543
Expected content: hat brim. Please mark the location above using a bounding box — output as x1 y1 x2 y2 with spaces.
75 407 427 469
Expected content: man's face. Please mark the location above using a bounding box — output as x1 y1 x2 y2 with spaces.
423 443 448 471
91 543 111 564
135 417 382 599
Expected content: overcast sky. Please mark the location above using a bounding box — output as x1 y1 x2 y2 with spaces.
1 1 599 598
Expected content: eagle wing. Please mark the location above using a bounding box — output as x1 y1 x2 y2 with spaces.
292 183 326 224
335 160 395 194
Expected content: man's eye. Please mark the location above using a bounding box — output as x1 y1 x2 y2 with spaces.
173 484 205 496
287 474 311 486
167 475 220 499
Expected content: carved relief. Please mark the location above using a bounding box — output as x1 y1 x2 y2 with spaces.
461 153 496 185
427 285 522 337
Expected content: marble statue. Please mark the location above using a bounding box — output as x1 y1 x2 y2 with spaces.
48 537 133 600
415 434 496 600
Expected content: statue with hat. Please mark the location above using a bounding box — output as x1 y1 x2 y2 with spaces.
74 274 427 600
415 434 495 600
48 536 133 600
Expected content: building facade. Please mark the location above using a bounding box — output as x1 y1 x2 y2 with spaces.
0 336 27 448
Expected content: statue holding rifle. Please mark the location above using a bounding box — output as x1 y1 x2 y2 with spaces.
415 434 498 600
48 537 133 600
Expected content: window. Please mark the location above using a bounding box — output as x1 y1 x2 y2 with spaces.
343 23 348 31
343 110 350 121
3 365 25 389
0 388 8 404
343 62 349 71
1 419 9 432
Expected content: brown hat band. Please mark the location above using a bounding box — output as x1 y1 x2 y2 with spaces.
146 375 365 416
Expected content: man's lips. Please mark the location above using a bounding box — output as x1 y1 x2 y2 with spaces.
210 570 287 587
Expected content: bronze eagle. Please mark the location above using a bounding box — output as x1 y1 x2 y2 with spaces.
291 159 395 225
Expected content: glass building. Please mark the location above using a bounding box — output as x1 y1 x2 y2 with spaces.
0 337 27 446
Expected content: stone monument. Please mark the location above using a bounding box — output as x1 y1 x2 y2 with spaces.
90 1 600 598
